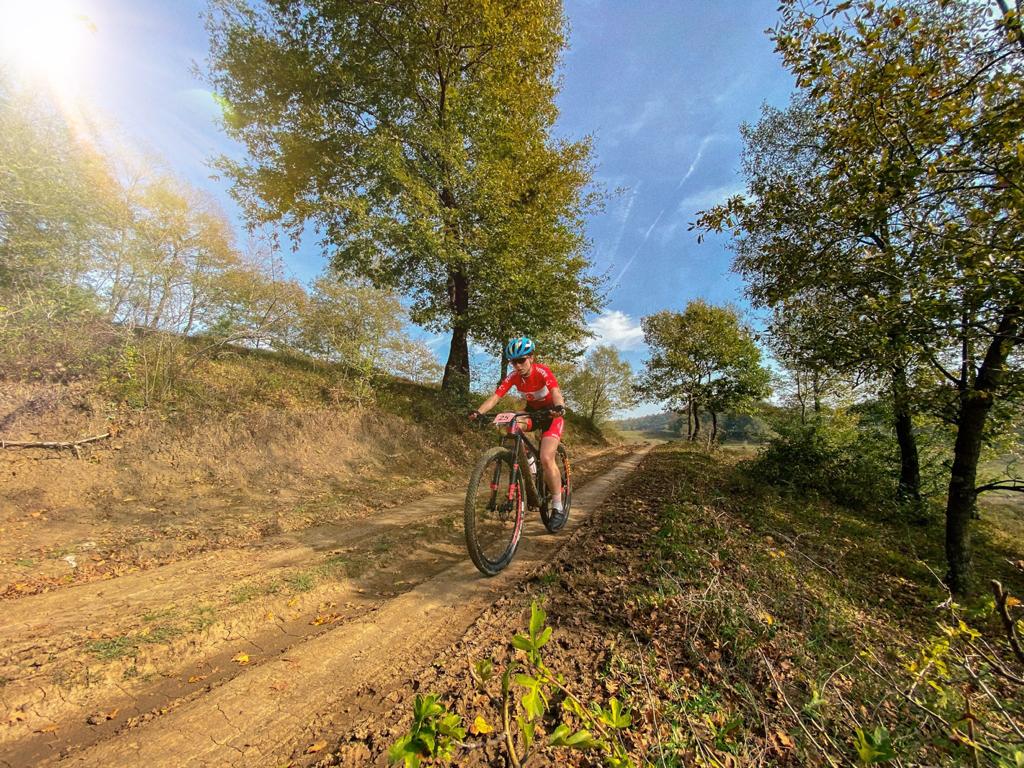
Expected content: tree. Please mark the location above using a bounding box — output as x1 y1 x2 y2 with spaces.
301 274 441 384
562 345 635 424
637 301 770 443
205 0 601 397
697 98 928 503
700 0 1024 593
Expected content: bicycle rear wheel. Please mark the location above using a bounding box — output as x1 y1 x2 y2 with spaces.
464 446 525 576
540 445 572 533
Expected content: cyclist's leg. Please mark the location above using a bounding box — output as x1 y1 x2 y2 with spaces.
539 417 565 505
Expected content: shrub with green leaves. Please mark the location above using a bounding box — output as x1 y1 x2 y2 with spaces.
752 409 898 509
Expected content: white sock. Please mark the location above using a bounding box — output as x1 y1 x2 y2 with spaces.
551 495 562 511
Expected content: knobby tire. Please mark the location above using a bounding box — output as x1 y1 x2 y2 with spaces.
464 446 524 576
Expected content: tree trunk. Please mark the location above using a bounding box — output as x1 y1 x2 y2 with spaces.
891 364 921 504
499 344 509 386
944 307 1020 595
686 400 694 440
441 268 471 397
691 402 701 442
708 410 718 447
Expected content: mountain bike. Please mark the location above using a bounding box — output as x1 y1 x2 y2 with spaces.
464 411 572 576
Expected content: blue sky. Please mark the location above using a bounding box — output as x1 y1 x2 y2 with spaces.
3 0 795 413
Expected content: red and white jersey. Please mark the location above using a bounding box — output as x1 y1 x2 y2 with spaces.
495 363 559 409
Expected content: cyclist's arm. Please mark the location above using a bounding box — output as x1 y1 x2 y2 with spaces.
550 387 565 411
475 393 501 415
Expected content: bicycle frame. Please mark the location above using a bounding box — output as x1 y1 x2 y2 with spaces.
491 412 545 509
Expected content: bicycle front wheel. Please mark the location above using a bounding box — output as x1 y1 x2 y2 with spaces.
464 447 525 576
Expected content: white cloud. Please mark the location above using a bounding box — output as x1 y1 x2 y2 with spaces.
588 310 645 352
676 183 745 216
675 134 719 190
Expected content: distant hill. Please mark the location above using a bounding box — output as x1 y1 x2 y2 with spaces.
609 411 680 434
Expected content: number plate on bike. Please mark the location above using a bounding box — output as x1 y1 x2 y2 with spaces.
493 412 517 424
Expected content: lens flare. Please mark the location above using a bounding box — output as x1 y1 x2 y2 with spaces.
0 0 96 103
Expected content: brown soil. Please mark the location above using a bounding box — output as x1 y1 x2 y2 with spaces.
0 381 647 767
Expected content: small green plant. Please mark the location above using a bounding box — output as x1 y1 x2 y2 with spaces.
500 601 634 768
387 693 466 767
853 725 895 765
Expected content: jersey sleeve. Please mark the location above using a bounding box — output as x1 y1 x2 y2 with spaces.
494 373 517 397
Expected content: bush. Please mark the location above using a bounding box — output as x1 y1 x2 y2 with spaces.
751 409 898 509
0 289 122 381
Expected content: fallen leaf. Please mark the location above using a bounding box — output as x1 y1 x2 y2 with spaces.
306 740 327 754
187 674 208 683
232 652 250 665
469 715 494 735
35 724 58 734
775 730 795 750
758 611 775 627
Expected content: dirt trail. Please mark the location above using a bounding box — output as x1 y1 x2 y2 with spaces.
1 445 650 767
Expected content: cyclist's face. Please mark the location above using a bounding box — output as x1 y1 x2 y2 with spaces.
511 355 532 374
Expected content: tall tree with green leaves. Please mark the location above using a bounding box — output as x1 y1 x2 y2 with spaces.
562 345 635 425
205 0 600 397
638 301 770 443
699 0 1024 593
697 99 927 502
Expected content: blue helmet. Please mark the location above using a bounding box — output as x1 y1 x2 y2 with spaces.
505 336 535 359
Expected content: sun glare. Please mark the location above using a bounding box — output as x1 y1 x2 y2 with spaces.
0 0 96 102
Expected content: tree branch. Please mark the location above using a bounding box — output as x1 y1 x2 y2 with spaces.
1 433 112 451
991 580 1024 666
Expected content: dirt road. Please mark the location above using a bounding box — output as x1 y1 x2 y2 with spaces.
1 445 650 767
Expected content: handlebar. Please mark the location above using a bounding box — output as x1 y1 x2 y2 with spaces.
471 409 564 423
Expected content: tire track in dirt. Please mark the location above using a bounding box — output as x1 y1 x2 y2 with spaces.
1 446 649 767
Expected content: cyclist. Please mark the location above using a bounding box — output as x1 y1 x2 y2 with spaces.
469 337 566 516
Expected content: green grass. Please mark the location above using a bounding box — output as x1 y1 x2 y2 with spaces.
285 571 316 592
230 579 281 604
142 606 178 622
190 605 217 631
88 636 138 661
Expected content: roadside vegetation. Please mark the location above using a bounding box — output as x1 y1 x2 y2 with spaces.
378 443 1023 768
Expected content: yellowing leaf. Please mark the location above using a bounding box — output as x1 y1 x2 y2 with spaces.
306 740 327 753
470 715 494 735
1006 596 1021 608
759 611 775 627
232 652 250 665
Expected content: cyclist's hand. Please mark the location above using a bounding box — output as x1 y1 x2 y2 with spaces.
468 409 481 421
550 405 565 416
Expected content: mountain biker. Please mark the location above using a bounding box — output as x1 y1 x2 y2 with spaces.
469 337 566 516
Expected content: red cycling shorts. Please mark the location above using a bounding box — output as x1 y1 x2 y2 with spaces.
529 411 564 439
